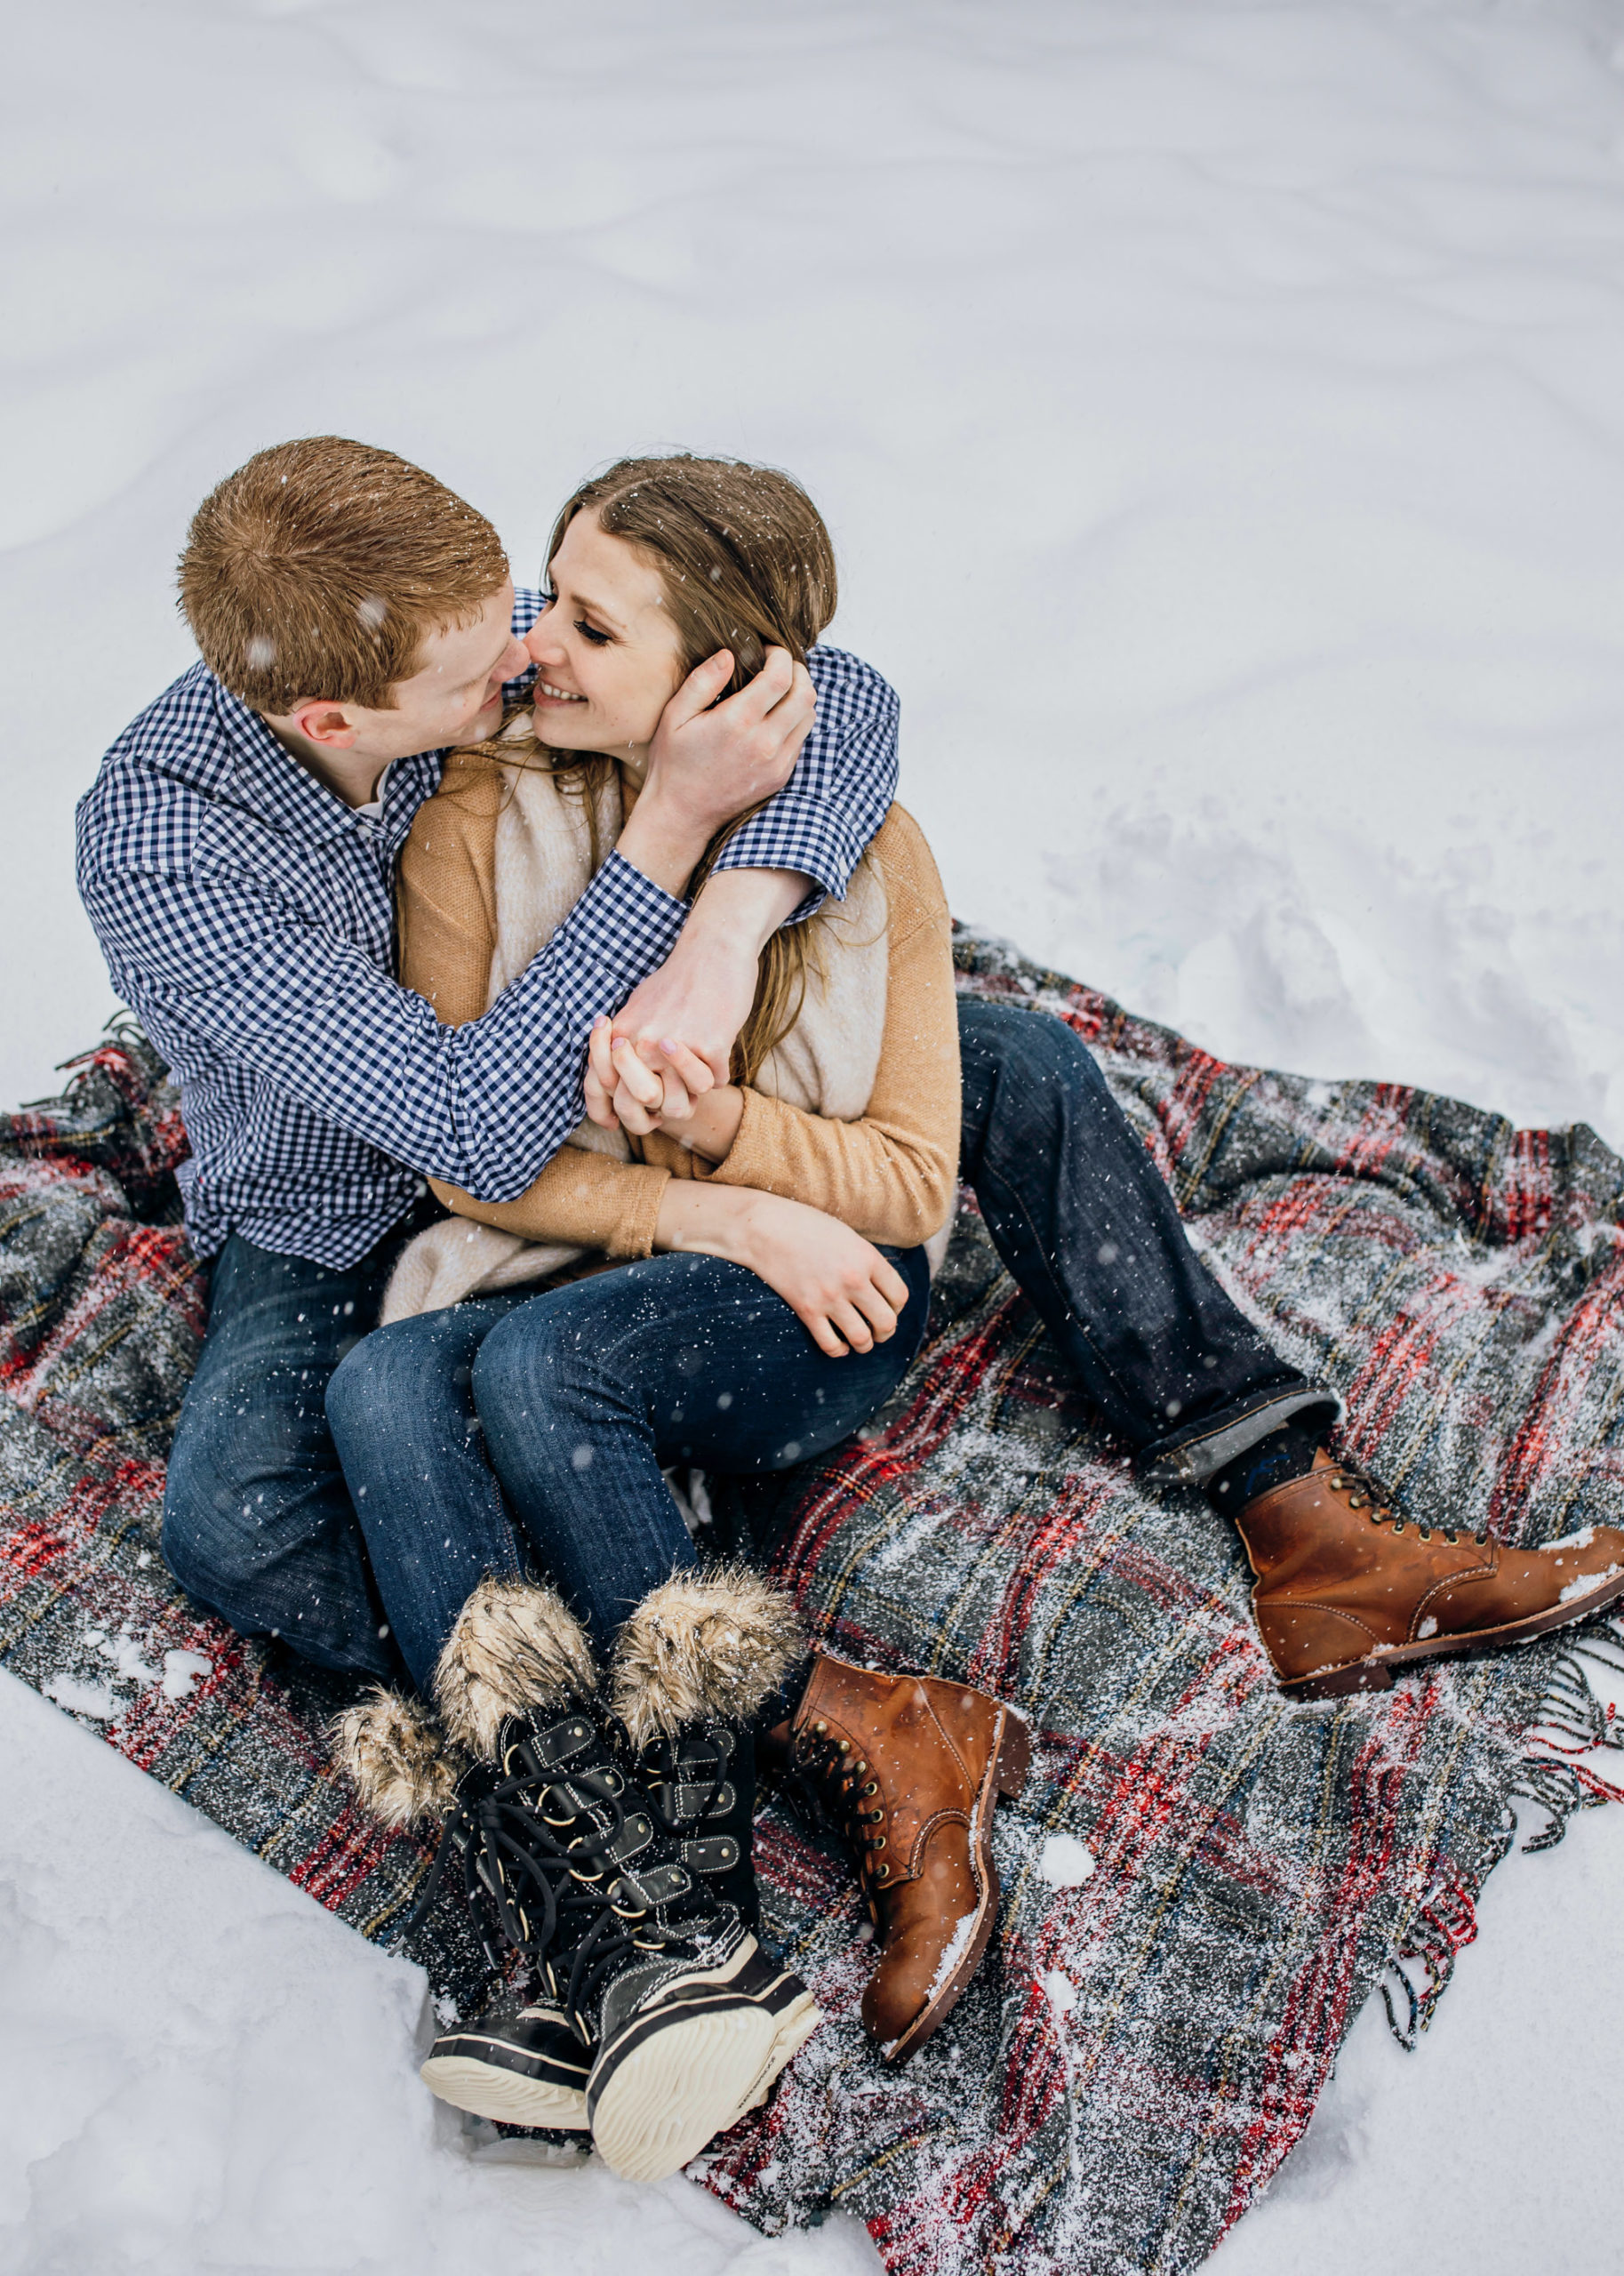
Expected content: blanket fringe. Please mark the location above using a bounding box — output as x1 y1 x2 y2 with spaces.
1380 1861 1482 2048
1511 1623 1624 1855
1383 1622 1624 2045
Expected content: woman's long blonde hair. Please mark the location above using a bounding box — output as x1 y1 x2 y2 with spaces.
510 453 844 1082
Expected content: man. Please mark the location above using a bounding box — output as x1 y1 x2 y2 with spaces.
78 436 1624 1713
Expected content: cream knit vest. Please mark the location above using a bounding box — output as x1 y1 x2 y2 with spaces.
382 745 894 1322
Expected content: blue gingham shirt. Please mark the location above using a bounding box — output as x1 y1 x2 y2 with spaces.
76 589 899 1267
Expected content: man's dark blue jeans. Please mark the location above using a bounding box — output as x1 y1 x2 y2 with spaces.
162 1228 407 1678
161 997 1332 1679
954 998 1331 1480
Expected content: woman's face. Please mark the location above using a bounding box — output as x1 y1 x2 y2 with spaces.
525 512 686 768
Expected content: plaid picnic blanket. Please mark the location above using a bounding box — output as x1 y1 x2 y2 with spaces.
3 934 1620 2276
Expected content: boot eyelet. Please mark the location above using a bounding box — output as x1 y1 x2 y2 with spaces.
812 1720 828 1735
854 1760 868 1775
876 1863 890 1879
836 1739 850 1753
862 1781 878 1795
1419 1526 1432 1542
873 1834 886 1849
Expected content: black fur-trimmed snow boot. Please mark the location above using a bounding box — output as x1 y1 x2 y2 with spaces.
585 1567 820 2175
340 1577 819 2182
608 1567 808 1929
331 1582 607 2133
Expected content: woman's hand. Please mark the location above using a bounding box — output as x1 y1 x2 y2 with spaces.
585 1021 744 1159
655 1184 910 1358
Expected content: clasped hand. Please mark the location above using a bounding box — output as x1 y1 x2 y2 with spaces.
584 1015 741 1159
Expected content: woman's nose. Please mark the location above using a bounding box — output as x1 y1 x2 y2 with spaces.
523 621 560 665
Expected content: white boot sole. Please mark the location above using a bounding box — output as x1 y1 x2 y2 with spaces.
420 2051 589 2131
589 1988 821 2183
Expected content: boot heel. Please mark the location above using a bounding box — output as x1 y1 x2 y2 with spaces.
994 1708 1031 1798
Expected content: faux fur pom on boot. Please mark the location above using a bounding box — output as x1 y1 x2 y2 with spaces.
433 1576 599 1759
330 1687 464 1831
608 1567 805 1749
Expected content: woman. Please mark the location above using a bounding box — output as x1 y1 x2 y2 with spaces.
327 457 1028 2181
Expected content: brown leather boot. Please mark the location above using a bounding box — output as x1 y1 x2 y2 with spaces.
1235 1450 1624 1699
784 1654 1030 2064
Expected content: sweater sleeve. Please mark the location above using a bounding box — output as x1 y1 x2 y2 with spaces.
396 750 501 1025
695 806 961 1246
427 1149 671 1260
399 753 673 1258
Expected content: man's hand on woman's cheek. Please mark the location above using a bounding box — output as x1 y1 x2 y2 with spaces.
644 646 815 836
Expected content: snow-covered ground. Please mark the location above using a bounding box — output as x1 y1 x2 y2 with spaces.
4 0 1623 2268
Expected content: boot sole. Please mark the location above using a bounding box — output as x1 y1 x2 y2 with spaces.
880 1702 1032 2067
1278 1566 1624 1700
420 2049 590 2130
588 1947 821 2183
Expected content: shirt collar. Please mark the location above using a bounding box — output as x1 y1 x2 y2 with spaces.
212 677 444 845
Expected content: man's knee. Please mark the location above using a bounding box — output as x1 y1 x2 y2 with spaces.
165 1331 345 1612
161 1402 269 1612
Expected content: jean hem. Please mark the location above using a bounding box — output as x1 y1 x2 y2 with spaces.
1135 1387 1342 1488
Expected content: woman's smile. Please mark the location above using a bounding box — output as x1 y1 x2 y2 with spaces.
522 513 687 758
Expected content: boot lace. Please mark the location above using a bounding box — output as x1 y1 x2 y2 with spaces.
1327 1458 1487 1550
405 1730 711 2037
793 1720 892 1887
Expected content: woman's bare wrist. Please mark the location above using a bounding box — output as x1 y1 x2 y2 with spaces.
678 1084 746 1163
614 789 711 898
653 1180 758 1262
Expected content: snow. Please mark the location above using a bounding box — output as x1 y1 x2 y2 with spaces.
1041 1968 1079 2023
1037 1833 1098 1888
1559 1567 1620 1605
161 1649 214 1703
4 0 1624 2269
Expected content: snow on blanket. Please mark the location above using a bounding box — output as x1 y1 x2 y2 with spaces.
2 935 1621 2276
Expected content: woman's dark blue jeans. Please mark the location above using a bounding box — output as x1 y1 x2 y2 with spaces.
325 1246 932 1690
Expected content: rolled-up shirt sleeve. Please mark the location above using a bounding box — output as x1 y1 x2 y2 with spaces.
83 848 687 1202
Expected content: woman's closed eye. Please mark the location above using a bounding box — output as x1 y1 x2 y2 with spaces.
574 617 612 646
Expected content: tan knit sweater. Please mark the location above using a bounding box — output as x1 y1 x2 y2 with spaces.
398 751 962 1255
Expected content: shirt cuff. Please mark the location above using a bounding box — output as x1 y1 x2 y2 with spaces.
708 793 869 922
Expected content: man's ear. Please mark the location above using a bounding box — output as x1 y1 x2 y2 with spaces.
286 701 359 749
